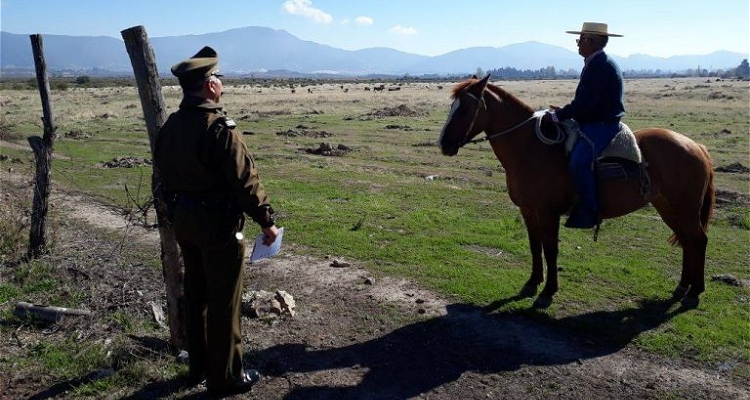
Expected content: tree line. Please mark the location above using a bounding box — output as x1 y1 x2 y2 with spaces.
2 59 747 91
480 59 750 80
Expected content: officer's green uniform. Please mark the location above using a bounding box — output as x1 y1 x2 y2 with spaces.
154 47 274 391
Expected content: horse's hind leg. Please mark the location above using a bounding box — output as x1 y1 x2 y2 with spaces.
653 200 692 296
679 231 707 308
671 204 708 307
652 199 707 308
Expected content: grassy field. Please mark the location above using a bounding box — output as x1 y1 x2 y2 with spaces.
1 77 748 380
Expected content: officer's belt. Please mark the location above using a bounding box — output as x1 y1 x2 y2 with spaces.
175 192 232 208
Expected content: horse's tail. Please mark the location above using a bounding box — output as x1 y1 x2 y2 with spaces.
699 146 715 235
668 144 715 246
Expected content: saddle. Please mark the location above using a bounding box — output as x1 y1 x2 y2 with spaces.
534 112 650 197
561 119 642 163
560 119 650 196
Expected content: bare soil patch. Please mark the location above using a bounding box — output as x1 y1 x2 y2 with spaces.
276 125 335 139
102 156 152 168
366 104 426 118
303 143 352 157
716 162 750 174
1 166 748 399
715 188 750 207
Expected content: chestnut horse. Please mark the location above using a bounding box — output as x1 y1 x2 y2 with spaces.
438 75 714 308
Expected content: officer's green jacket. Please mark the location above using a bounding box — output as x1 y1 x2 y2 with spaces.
155 95 274 227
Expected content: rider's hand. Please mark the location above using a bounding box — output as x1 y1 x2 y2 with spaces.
542 112 555 126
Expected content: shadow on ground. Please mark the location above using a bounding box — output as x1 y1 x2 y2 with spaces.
23 297 686 399
255 297 686 400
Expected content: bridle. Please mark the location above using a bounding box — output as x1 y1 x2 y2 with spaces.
450 91 486 148
456 89 537 147
459 87 565 147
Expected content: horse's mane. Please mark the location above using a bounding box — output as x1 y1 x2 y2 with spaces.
450 79 476 98
451 79 534 114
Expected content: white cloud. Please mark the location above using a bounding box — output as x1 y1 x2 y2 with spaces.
282 0 333 24
389 25 418 36
354 16 374 26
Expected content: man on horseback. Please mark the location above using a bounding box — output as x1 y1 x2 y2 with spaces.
544 22 625 229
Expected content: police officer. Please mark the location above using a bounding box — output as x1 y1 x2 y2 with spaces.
154 46 279 395
544 22 625 229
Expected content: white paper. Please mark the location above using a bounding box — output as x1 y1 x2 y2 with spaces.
249 227 284 263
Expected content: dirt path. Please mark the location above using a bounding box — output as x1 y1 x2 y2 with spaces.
2 166 748 399
235 254 748 400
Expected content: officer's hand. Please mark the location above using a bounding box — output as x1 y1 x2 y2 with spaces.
262 225 279 246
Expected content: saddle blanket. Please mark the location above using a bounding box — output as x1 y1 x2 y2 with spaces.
562 120 642 164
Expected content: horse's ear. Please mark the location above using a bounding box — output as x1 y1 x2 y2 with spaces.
478 73 491 88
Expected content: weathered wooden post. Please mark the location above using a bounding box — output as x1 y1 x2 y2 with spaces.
121 25 186 350
26 34 57 259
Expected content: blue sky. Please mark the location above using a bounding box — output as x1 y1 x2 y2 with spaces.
1 0 748 58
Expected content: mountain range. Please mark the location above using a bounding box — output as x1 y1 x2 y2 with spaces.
1 26 746 77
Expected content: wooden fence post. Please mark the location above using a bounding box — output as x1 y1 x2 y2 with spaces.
26 34 57 259
121 25 186 350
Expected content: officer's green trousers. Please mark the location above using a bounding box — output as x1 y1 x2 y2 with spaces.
173 203 245 387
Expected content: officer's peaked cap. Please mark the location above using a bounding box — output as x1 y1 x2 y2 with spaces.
171 46 222 84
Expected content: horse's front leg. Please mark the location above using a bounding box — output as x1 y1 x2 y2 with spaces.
533 213 561 309
520 209 544 298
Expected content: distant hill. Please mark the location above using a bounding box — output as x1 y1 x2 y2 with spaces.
410 42 584 73
1 27 746 77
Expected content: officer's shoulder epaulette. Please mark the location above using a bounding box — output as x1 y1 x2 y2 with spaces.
216 115 237 129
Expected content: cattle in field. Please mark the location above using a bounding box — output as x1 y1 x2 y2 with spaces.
373 84 385 92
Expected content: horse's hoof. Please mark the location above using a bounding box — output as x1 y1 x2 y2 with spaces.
680 296 699 309
519 284 537 298
532 296 552 309
672 285 689 300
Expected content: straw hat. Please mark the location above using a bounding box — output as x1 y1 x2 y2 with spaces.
566 22 622 37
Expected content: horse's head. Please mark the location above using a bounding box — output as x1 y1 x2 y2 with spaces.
438 74 491 156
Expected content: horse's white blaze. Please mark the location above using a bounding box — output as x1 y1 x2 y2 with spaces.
438 99 461 148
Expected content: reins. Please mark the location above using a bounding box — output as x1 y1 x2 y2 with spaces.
467 109 567 146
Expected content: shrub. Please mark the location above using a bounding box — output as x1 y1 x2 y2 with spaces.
75 75 91 85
